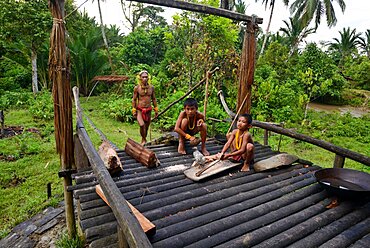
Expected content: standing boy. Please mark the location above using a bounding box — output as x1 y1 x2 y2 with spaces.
207 114 254 171
132 70 158 145
174 98 209 156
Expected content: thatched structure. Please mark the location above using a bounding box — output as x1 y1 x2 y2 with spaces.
48 0 76 237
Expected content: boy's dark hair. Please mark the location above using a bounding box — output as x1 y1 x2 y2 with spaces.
240 113 252 125
183 98 198 109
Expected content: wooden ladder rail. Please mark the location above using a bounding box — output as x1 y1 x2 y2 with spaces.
73 87 152 248
217 90 370 169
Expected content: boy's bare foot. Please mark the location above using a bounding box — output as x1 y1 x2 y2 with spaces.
141 139 146 145
241 163 250 172
201 148 210 156
178 143 186 155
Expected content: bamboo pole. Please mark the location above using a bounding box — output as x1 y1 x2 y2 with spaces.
153 67 219 121
203 70 210 121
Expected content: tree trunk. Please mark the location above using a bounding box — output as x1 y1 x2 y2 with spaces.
31 48 39 94
97 0 115 74
260 3 275 56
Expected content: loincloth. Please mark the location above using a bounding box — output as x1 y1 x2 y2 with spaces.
137 106 152 122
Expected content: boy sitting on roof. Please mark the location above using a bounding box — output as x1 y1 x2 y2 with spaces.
206 114 254 172
174 98 209 156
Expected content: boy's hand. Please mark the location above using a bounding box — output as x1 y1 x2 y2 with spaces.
197 119 204 127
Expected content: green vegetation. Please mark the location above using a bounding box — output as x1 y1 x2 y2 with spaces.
56 231 85 248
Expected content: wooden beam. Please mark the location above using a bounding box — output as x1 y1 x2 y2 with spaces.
128 0 263 24
96 185 156 235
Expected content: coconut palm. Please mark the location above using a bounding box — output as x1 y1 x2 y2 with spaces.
256 0 290 56
359 29 370 59
327 27 362 66
280 17 316 54
92 0 115 73
290 0 346 30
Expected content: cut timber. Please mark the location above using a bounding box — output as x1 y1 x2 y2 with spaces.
184 160 241 181
125 138 160 168
96 184 156 235
254 153 299 172
98 141 123 174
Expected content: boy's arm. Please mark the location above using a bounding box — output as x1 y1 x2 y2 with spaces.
224 130 248 158
132 86 138 115
151 85 158 117
174 111 188 138
220 130 236 156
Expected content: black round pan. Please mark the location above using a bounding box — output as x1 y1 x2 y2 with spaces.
314 168 370 199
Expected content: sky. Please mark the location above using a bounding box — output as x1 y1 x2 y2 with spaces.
74 0 369 44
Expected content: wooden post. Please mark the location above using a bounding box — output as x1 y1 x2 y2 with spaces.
334 154 345 168
49 0 76 237
264 129 269 146
74 134 90 170
237 20 258 114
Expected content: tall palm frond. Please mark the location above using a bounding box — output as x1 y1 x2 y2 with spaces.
280 17 316 54
290 0 346 29
359 29 370 58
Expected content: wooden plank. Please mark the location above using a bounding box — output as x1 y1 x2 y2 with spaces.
254 154 299 172
184 160 242 181
96 185 156 235
128 0 263 23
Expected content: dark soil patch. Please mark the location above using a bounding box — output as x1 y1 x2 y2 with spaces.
0 126 24 138
0 126 40 139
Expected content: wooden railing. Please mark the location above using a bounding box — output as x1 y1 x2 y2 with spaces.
73 87 151 248
217 90 370 168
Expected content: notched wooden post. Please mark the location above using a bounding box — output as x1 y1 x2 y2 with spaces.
334 154 345 168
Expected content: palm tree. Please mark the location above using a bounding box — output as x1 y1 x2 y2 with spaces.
359 29 370 59
290 0 346 30
280 17 316 54
93 0 115 74
327 27 362 66
256 0 290 56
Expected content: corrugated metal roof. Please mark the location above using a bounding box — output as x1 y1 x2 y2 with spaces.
72 139 370 248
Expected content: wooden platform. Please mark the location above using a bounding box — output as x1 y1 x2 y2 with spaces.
70 139 370 248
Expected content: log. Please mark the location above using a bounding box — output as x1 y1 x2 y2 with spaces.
129 0 263 23
125 138 160 168
98 140 123 174
96 185 156 235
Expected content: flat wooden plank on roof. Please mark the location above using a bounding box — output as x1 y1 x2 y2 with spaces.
96 184 156 235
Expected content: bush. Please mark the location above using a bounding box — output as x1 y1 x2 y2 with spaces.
0 90 33 109
28 91 54 121
102 95 134 122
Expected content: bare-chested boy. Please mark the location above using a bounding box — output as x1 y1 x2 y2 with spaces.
206 114 254 171
174 98 209 156
132 70 158 145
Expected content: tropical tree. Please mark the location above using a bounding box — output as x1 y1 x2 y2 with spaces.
256 0 289 56
290 0 346 29
69 27 108 96
120 0 166 32
0 0 52 94
359 29 370 59
279 17 315 54
327 27 362 66
92 0 115 73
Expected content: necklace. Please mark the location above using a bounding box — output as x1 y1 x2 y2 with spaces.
187 116 196 130
140 83 149 94
235 130 246 150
